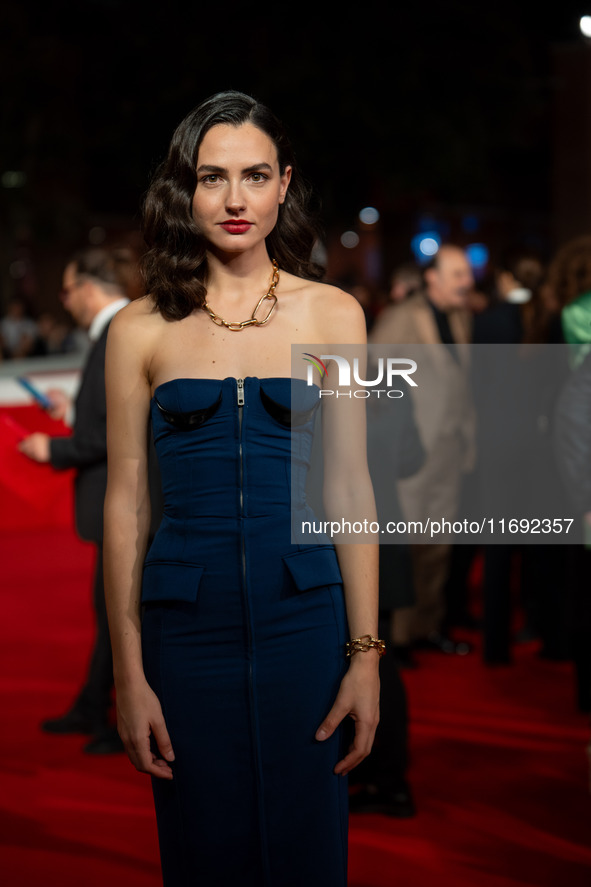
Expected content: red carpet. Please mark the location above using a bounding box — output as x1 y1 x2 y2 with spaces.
1 523 590 886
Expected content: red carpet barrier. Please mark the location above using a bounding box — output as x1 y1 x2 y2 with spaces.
0 405 74 532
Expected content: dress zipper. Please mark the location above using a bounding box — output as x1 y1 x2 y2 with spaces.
237 378 245 510
237 378 248 654
237 378 247 646
236 378 270 880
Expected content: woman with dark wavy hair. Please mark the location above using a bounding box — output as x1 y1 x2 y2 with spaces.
141 90 324 321
103 90 380 886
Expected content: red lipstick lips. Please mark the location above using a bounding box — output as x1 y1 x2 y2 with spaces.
219 220 253 234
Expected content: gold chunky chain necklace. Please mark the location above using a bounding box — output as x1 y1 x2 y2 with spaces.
202 260 279 331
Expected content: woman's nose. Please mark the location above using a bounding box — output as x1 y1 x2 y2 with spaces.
225 182 246 213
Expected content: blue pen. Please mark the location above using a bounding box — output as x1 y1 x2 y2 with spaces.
16 376 54 410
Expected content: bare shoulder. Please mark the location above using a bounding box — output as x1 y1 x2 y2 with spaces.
110 295 161 329
311 281 366 343
106 296 166 378
280 272 366 342
108 296 166 345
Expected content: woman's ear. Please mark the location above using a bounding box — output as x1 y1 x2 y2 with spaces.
279 165 292 204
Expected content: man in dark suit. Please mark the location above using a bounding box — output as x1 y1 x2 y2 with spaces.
19 247 132 753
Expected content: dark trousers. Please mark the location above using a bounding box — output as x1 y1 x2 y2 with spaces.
565 544 591 711
73 545 113 725
482 544 568 664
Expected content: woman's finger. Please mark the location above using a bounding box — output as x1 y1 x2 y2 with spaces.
334 722 372 776
334 716 378 776
152 714 175 763
315 698 350 742
122 725 174 780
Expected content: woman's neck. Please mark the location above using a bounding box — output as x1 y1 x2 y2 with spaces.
205 245 275 301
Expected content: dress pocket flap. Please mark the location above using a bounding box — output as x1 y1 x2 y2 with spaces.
282 547 342 592
142 561 205 603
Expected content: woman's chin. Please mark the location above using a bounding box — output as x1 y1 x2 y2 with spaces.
208 239 270 260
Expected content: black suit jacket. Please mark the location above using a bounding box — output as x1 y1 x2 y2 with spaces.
50 325 110 543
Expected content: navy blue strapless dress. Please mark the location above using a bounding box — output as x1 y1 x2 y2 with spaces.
141 377 349 886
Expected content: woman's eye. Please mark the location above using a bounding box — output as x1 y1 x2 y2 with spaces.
250 173 267 183
202 175 220 184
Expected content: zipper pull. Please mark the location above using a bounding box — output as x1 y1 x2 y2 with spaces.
237 378 245 406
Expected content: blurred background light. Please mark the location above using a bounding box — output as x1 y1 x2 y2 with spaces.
466 242 490 273
580 15 591 37
466 243 490 280
341 231 360 249
411 231 441 263
420 238 439 256
358 206 380 225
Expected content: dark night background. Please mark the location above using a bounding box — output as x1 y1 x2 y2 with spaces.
2 0 591 309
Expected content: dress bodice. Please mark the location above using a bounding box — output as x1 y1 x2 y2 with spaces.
151 377 319 523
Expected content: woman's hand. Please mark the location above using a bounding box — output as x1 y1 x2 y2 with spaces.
115 679 176 780
315 653 380 776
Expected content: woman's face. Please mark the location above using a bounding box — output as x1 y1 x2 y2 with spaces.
192 121 291 254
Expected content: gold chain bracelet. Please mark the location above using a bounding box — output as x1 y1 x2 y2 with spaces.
345 635 386 658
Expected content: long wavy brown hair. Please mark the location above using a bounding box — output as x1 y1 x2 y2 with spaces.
141 91 324 321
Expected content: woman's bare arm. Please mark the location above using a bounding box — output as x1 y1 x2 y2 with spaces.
103 303 175 779
312 292 380 775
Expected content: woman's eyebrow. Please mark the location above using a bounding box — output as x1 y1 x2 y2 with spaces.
196 162 274 175
196 164 224 174
242 162 273 173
